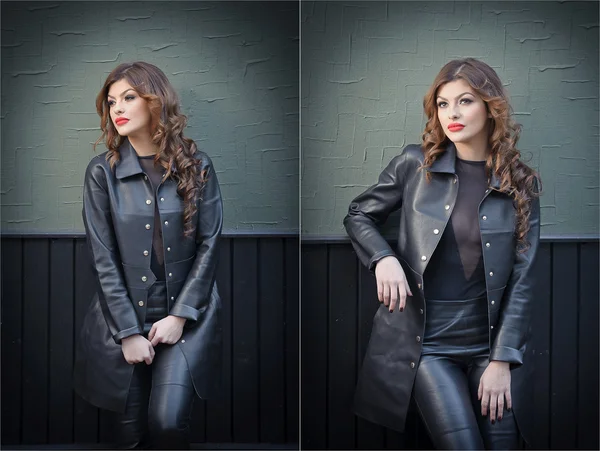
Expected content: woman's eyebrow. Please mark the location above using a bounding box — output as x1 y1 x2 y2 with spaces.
436 92 474 100
107 88 135 99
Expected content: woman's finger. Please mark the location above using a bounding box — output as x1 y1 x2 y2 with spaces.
398 285 406 311
497 393 505 420
481 390 489 416
478 381 483 401
389 282 398 312
489 393 498 423
383 283 391 307
148 325 156 341
404 279 413 297
505 389 513 411
150 334 161 347
377 279 383 303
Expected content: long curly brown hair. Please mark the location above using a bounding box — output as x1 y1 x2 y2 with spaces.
93 61 206 238
421 58 541 252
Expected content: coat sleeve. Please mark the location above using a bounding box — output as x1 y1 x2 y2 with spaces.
169 155 223 321
490 180 541 366
343 149 409 271
82 158 142 344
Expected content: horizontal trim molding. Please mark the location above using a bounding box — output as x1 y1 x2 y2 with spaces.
300 234 600 243
0 229 300 239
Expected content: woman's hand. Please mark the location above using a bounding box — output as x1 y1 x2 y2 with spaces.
478 360 512 423
121 334 155 365
148 315 186 346
374 256 413 312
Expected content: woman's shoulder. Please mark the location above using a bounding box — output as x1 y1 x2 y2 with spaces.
84 151 112 179
192 148 216 170
387 143 424 170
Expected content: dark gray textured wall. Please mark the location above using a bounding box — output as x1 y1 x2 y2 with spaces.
301 1 599 237
1 1 299 234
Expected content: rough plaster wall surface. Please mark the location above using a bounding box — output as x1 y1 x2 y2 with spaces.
1 1 299 234
301 1 599 237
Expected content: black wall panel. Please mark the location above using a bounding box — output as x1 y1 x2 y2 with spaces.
1 236 299 449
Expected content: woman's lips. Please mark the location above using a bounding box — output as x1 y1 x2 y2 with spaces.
448 124 464 132
115 118 129 126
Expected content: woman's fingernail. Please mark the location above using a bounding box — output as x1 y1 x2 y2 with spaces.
389 309 393 313
498 417 502 421
491 420 495 425
399 307 404 312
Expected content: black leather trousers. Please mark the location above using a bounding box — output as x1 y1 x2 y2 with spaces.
113 282 195 450
413 297 521 450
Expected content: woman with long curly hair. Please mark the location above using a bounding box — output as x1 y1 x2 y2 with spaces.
74 61 223 449
344 58 541 449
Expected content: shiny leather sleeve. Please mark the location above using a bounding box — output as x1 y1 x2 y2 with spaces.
82 157 142 343
490 181 541 365
343 150 408 271
170 155 223 321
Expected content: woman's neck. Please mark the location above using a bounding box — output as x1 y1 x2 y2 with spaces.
454 138 489 161
128 133 160 157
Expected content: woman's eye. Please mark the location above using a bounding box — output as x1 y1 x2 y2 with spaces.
460 98 472 104
125 95 135 101
437 102 447 108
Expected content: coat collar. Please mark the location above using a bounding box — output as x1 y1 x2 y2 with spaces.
427 141 501 190
115 138 144 180
114 138 178 179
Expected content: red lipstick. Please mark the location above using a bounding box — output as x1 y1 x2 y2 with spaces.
115 117 129 126
448 123 464 132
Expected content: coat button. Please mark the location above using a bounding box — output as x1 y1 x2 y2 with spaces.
167 247 171 252
421 255 427 261
141 276 147 282
145 224 151 230
420 308 424 314
410 362 415 369
171 296 175 301
164 221 169 226
146 199 152 205
482 215 487 220
444 205 450 210
143 250 149 256
160 197 165 202
169 272 173 277
489 271 494 276
417 283 422 289
138 301 144 307
491 326 494 329
144 175 148 181
416 336 421 343
486 243 490 248
491 300 495 305
181 339 186 344
433 229 439 235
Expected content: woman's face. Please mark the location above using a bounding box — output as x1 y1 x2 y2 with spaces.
436 79 490 147
107 79 152 138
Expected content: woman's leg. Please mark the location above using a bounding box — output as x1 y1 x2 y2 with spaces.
148 343 196 450
113 362 152 449
468 356 521 450
413 354 485 450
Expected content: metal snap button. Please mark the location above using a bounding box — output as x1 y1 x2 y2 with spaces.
146 199 152 205
141 276 147 282
167 247 171 251
143 250 149 256
181 339 185 344
491 300 495 305
416 336 421 343
433 229 439 235
138 301 144 307
169 272 173 277
419 308 424 314
489 271 494 277
417 283 422 289
145 224 151 230
491 326 494 330
171 297 174 301
486 243 490 248
421 255 427 261
410 362 415 369
482 215 487 220
444 205 450 210
164 221 169 226
160 197 165 202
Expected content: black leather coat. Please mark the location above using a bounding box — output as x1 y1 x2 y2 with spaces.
343 142 540 445
74 138 223 413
